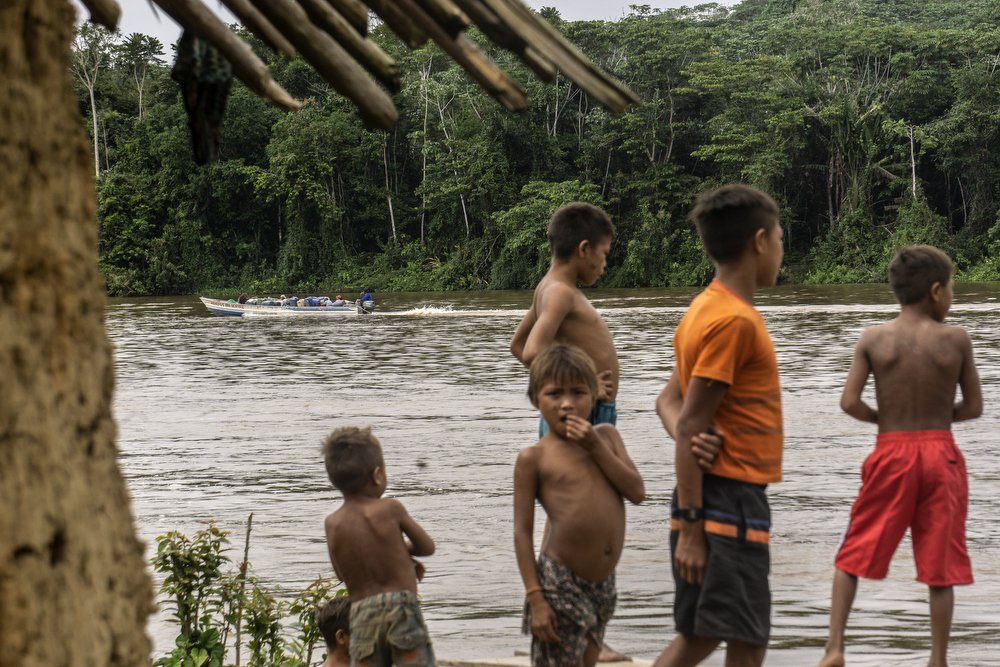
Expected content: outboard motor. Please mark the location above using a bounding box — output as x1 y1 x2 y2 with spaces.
357 299 376 315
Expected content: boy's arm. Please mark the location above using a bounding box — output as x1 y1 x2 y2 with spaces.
324 516 345 582
566 419 644 504
517 284 574 367
656 370 724 471
510 305 537 365
673 377 729 586
840 333 878 423
513 449 559 643
392 500 435 557
953 329 983 422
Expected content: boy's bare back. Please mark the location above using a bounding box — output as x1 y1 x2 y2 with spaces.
844 316 979 432
514 276 620 399
515 424 635 581
324 497 431 601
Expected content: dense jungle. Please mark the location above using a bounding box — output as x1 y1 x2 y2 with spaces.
75 0 1000 296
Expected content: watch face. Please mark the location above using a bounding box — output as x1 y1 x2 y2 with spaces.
675 507 703 522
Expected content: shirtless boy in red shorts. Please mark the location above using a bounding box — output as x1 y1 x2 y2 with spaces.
817 245 982 667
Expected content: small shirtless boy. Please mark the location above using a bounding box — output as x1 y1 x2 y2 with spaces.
318 597 351 667
323 426 436 667
655 184 785 667
510 202 619 430
817 245 982 667
514 343 645 667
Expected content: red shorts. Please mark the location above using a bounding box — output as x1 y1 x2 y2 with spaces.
835 430 972 587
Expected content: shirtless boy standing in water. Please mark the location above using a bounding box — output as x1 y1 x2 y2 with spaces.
817 245 982 667
514 344 645 667
510 202 619 428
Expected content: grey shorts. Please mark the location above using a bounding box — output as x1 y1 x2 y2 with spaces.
349 591 435 667
522 553 617 667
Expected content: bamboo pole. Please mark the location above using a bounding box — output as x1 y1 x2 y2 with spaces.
297 0 401 91
248 0 398 128
325 0 369 36
78 0 121 30
412 0 470 36
363 0 528 111
357 0 428 47
494 0 639 107
448 0 555 81
218 0 297 57
151 0 302 111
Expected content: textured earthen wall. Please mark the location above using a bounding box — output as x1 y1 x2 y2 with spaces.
0 1 154 664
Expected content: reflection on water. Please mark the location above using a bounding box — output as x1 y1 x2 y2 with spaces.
108 284 1000 666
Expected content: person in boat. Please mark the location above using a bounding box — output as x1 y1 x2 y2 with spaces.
816 246 982 667
237 293 249 304
357 289 375 314
330 295 347 307
317 597 351 667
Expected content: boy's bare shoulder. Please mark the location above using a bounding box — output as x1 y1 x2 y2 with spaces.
535 275 580 304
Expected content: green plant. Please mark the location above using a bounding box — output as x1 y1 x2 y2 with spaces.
152 520 343 667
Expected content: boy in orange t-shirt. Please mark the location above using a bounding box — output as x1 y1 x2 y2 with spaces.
654 184 784 667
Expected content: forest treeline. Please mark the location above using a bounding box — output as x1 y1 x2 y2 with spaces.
75 0 1000 296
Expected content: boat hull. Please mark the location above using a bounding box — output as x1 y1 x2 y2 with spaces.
199 297 363 317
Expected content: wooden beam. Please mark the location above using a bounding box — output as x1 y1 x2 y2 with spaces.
218 0 296 57
297 0 401 92
78 0 121 30
150 0 301 111
248 0 398 128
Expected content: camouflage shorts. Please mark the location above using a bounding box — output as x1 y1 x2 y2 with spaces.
349 591 435 667
522 553 617 667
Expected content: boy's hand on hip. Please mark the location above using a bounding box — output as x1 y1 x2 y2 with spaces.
691 427 724 471
411 557 425 582
529 597 560 643
675 525 707 585
596 370 614 401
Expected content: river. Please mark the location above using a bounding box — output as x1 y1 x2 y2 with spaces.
108 285 1000 666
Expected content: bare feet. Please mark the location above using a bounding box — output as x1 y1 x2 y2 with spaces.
816 650 845 667
598 642 632 663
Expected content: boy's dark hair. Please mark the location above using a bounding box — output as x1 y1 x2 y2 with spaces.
689 184 779 263
527 344 598 407
317 597 350 647
548 202 615 261
322 426 383 494
888 245 954 305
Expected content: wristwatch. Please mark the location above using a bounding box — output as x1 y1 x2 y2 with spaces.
674 506 704 522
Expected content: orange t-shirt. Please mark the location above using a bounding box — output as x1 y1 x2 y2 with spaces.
674 279 783 484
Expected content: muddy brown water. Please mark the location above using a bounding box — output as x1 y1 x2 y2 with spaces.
108 285 1000 665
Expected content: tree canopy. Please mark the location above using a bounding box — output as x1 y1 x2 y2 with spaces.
77 0 1000 295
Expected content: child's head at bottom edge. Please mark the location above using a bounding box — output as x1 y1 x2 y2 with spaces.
323 426 385 495
527 343 599 409
318 597 350 656
888 244 954 307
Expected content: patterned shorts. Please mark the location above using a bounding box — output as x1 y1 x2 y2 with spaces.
349 591 435 667
522 553 617 667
